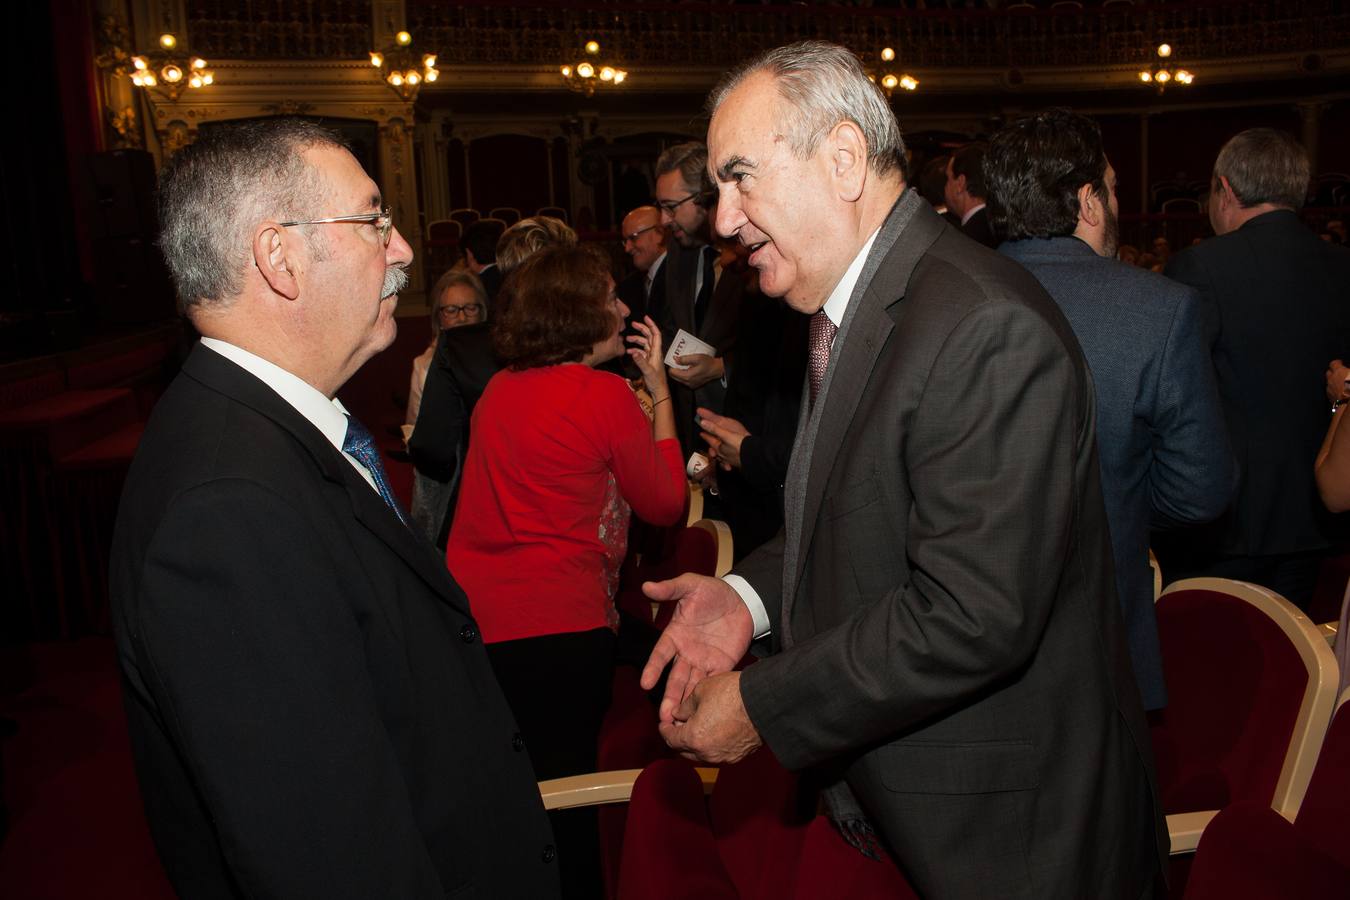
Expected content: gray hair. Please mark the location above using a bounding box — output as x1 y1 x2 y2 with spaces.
1213 128 1309 211
428 269 488 337
158 118 347 314
655 142 715 206
495 216 577 274
708 41 907 179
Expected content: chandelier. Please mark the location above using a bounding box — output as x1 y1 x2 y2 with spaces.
560 40 628 97
1138 43 1195 93
128 33 214 102
370 30 439 102
869 47 918 99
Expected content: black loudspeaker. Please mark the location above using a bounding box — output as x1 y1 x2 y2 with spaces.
83 150 175 324
86 149 159 239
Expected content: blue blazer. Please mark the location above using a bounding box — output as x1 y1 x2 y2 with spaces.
1002 236 1236 710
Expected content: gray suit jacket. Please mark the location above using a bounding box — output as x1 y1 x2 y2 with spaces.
1001 236 1236 710
735 193 1166 899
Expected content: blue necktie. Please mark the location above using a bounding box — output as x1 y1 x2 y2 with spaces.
342 414 409 526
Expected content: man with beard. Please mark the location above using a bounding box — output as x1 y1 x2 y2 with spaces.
987 108 1236 711
110 119 558 898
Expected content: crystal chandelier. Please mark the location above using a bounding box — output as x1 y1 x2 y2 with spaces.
560 40 628 98
128 33 214 102
370 30 439 102
869 47 918 99
1138 43 1195 94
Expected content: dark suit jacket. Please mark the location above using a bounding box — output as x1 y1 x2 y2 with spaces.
408 323 499 485
1162 209 1350 559
661 242 747 456
1002 236 1236 710
111 345 558 899
735 194 1166 899
717 291 809 559
960 204 998 248
477 263 503 303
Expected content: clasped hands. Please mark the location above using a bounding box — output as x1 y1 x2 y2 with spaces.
639 574 763 764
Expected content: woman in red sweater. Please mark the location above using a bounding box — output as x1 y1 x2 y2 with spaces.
446 244 683 777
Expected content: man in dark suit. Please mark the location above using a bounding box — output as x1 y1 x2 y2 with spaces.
655 142 746 457
987 109 1237 711
461 218 505 301
945 142 998 247
639 43 1165 898
617 204 668 324
111 119 559 898
1158 128 1350 609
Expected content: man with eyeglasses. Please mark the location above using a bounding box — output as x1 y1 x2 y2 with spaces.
615 206 668 370
653 142 746 459
110 119 559 899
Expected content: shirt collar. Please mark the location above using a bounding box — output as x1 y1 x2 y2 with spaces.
820 226 882 328
645 251 667 287
199 337 351 455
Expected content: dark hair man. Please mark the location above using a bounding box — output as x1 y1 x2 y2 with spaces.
461 218 507 299
639 42 1165 899
1157 128 1350 608
653 142 745 458
945 141 998 247
986 108 1236 711
112 119 558 898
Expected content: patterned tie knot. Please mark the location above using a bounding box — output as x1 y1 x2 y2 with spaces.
808 310 838 407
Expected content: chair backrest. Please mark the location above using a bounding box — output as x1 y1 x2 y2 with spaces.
1152 578 1339 821
1161 197 1203 215
447 208 479 227
709 748 808 900
536 205 568 223
1291 687 1350 868
792 817 919 900
426 219 461 243
488 206 521 225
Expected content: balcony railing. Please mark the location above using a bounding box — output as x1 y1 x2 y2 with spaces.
186 0 1350 68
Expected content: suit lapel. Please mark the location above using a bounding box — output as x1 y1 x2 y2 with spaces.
183 347 473 617
782 192 947 618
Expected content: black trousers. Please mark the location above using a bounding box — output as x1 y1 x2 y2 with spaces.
487 628 615 899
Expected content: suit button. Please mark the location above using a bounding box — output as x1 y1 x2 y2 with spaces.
541 844 556 864
460 624 477 643
512 732 525 752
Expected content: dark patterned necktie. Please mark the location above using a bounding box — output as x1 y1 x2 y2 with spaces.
808 310 838 408
342 414 409 526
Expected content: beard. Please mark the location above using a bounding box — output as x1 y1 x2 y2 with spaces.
1101 205 1120 259
381 265 409 299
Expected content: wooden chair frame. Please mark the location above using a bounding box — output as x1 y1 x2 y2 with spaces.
1161 577 1340 854
539 767 718 811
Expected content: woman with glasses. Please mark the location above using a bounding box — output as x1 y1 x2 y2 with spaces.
446 244 683 898
406 269 488 543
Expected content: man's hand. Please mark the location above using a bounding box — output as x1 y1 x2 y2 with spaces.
659 671 762 765
1326 359 1350 404
640 574 754 723
697 408 750 471
669 354 725 389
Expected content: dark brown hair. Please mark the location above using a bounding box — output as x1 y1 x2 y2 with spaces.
493 244 615 369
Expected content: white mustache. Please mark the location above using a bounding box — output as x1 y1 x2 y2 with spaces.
381 266 409 299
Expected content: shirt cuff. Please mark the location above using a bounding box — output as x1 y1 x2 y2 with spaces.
723 573 771 639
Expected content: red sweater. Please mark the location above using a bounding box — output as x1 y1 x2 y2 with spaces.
446 364 685 643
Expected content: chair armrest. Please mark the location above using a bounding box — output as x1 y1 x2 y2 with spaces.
1320 620 1338 648
1167 809 1219 854
540 767 719 810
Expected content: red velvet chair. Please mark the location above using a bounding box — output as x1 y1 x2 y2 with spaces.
1152 579 1340 867
1184 688 1350 899
617 754 917 899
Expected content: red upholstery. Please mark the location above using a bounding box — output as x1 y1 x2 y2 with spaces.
426 219 461 245
64 341 172 391
0 367 64 409
1149 587 1310 814
792 816 919 900
616 524 718 628
447 208 479 227
1184 702 1350 900
617 759 738 900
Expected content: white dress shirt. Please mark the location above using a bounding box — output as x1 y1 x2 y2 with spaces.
200 337 379 495
724 226 882 638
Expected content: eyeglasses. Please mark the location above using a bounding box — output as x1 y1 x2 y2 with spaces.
279 207 393 246
622 224 659 245
437 302 484 319
655 192 697 214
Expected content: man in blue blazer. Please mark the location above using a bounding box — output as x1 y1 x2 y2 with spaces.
111 119 558 898
987 109 1237 710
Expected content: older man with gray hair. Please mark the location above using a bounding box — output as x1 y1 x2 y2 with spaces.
640 42 1165 898
1158 128 1350 609
111 118 558 898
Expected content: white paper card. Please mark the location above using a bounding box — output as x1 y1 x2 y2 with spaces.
664 329 716 370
